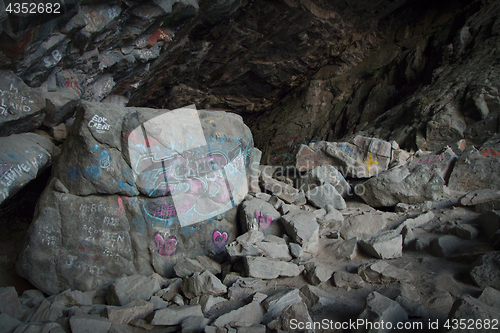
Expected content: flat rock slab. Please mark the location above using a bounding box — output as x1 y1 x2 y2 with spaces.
239 197 282 236
470 251 500 290
150 305 203 326
0 71 46 136
107 275 161 306
360 230 403 259
358 261 412 284
244 256 300 279
174 256 221 278
69 314 111 333
181 270 227 299
357 292 408 330
212 300 264 328
444 295 500 333
0 133 57 206
281 210 320 254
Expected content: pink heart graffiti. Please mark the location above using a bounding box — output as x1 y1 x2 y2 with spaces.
255 211 273 229
154 233 177 256
213 231 228 250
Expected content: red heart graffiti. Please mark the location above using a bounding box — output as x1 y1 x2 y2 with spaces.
154 233 177 256
256 211 273 229
213 231 228 250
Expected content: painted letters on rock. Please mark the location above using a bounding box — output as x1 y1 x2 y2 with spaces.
17 101 255 294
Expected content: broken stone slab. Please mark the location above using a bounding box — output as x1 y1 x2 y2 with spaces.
304 262 334 285
340 211 396 239
104 300 153 325
256 235 292 261
0 313 22 333
325 238 359 261
444 295 500 332
470 252 500 290
449 138 500 192
199 295 227 314
0 132 58 206
357 292 408 332
0 71 46 136
181 315 210 333
9 322 63 333
320 136 392 178
408 147 457 179
299 285 335 310
107 275 161 306
244 257 300 279
360 230 403 259
26 299 66 322
358 261 412 284
305 183 346 210
69 314 111 333
298 164 351 197
239 197 282 236
267 301 313 332
459 189 500 213
156 278 182 302
478 286 500 309
181 271 227 299
262 289 303 323
51 290 93 307
227 277 266 301
42 88 80 127
173 256 221 278
395 211 435 233
212 299 264 328
332 271 364 290
150 305 204 326
295 144 336 172
479 210 500 240
455 224 479 240
322 204 344 223
360 160 447 208
236 324 266 333
0 287 23 320
280 210 319 253
149 296 169 310
430 235 464 258
226 230 265 257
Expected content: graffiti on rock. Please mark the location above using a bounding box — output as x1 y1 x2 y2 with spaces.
364 153 378 172
213 230 228 252
128 106 250 227
255 211 273 229
154 233 177 256
480 150 500 157
0 83 36 115
88 114 110 132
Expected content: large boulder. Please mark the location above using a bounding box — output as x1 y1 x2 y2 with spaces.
16 102 256 294
0 133 58 206
359 149 454 207
449 136 500 192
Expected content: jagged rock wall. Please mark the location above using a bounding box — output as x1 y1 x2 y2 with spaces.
128 0 499 165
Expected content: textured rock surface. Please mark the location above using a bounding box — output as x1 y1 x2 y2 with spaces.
0 133 57 206
16 102 255 294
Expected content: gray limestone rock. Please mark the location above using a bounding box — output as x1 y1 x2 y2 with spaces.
449 138 500 192
304 262 334 285
459 189 500 213
356 292 408 333
0 71 46 136
394 211 435 233
326 238 359 261
0 313 22 333
305 183 346 210
360 230 403 259
104 300 153 325
244 257 300 279
69 314 111 333
262 289 303 322
26 299 66 322
150 305 203 326
340 211 395 240
212 299 264 328
199 295 227 314
470 252 500 290
281 210 320 253
299 285 336 310
52 289 92 307
358 261 412 284
332 271 364 289
239 198 283 236
0 133 57 206
360 153 449 207
107 275 161 306
430 235 463 258
181 315 210 333
444 295 500 333
42 89 80 127
181 271 227 299
0 287 23 320
479 210 500 240
478 286 500 309
174 256 222 278
455 224 479 240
